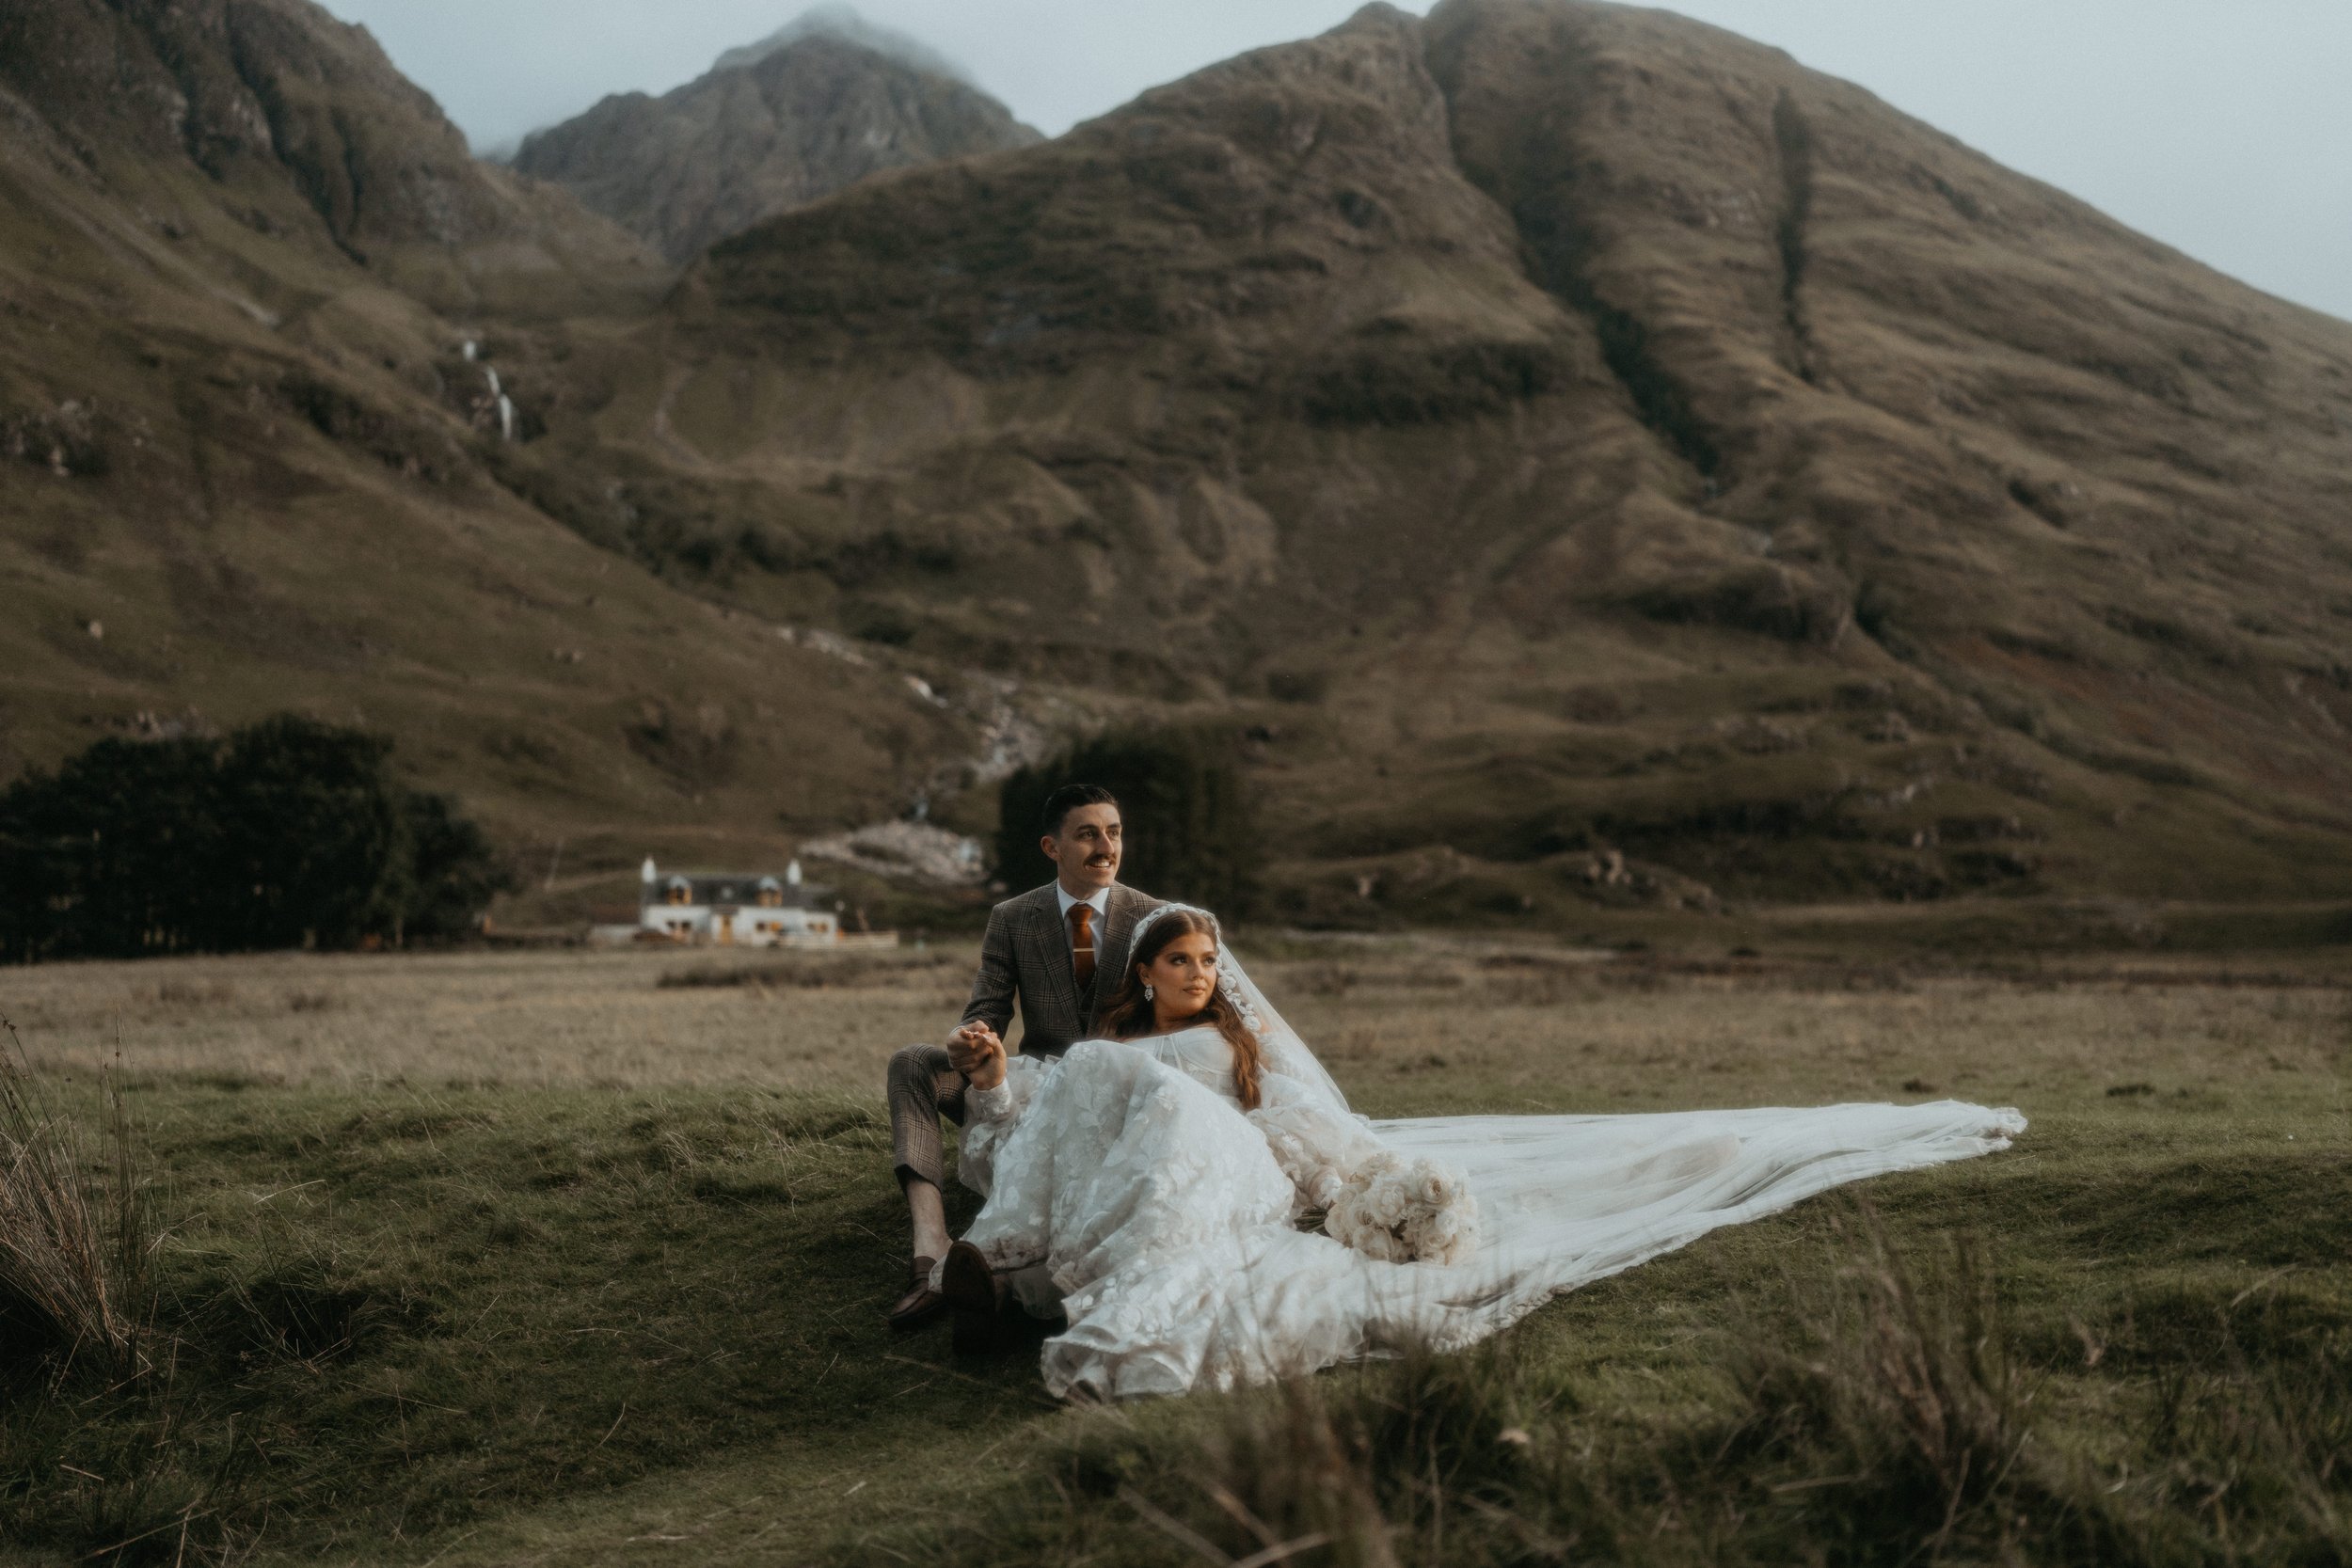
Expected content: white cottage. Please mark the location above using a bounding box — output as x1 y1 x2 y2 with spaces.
636 857 841 947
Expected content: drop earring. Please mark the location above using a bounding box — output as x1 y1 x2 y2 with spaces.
1143 984 1155 1001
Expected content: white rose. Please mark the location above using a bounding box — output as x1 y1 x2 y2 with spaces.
1410 1160 1457 1209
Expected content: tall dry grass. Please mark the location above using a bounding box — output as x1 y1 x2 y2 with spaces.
1714 1212 2054 1561
0 1019 153 1375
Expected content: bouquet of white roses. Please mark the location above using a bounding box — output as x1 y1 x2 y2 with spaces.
1324 1151 1481 1266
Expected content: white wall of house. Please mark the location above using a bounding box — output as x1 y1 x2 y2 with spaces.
636 862 843 946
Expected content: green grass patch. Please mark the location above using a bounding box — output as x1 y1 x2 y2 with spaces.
0 967 2344 1565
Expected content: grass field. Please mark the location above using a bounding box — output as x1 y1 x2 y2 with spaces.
2 933 2346 1565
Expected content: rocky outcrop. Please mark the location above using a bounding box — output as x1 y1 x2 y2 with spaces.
514 30 1040 263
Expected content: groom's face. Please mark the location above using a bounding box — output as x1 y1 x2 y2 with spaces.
1042 803 1122 894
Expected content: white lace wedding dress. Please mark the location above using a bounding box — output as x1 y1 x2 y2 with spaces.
946 913 2026 1402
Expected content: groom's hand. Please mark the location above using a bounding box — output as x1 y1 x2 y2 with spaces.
946 1022 996 1075
947 1022 1007 1091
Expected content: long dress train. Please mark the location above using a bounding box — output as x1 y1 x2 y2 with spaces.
945 926 2024 1402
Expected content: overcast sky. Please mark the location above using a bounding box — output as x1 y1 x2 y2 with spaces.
318 1 2352 322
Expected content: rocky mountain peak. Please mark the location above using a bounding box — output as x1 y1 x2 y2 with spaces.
514 15 1040 263
713 2 974 85
7 0 2351 912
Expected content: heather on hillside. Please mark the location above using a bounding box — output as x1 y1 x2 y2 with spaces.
0 716 512 962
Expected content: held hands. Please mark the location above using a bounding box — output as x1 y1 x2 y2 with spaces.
946 1022 1008 1091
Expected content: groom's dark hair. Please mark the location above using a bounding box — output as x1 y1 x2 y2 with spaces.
1040 783 1120 838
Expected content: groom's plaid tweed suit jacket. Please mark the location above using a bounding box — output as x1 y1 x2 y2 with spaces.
888 880 1162 1187
962 881 1163 1057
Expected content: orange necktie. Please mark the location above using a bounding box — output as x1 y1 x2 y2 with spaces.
1069 902 1096 990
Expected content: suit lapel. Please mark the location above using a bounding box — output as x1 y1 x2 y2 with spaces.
1025 887 1078 1029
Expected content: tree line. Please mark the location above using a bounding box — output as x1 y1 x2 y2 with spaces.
0 716 513 963
995 729 1260 915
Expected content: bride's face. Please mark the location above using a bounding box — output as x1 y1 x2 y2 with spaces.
1143 931 1219 1019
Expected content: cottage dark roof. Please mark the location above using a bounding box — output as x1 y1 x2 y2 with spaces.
647 873 829 910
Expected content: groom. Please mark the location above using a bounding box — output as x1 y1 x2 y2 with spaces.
882 784 1163 1328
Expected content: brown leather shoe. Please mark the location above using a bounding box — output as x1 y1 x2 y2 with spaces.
941 1241 1007 1356
884 1257 944 1331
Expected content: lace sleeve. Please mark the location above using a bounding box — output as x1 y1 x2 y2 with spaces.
954 1054 1049 1197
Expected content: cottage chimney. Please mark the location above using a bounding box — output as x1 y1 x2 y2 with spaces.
786 859 803 887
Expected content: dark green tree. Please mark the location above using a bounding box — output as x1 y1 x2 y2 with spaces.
0 737 221 960
996 730 1260 916
0 715 513 962
0 763 73 964
398 790 512 942
211 717 409 952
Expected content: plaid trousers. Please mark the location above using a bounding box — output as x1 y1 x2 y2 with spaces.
887 1042 966 1187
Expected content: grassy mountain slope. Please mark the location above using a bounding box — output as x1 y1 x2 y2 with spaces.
492 0 2352 913
0 0 666 316
0 0 975 870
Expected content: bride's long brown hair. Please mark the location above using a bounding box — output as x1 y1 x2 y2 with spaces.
1097 909 1264 1110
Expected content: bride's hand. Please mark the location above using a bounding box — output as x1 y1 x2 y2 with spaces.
946 1022 995 1075
965 1033 1007 1092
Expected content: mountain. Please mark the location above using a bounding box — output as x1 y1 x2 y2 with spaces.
513 18 1041 265
5 0 2348 927
0 0 978 872
494 0 2352 915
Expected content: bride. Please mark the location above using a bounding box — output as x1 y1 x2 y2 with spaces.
935 906 2025 1402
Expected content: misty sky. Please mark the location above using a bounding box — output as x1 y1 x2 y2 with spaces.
318 1 2352 322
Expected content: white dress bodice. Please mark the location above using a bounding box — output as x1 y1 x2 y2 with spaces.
1135 1023 1241 1102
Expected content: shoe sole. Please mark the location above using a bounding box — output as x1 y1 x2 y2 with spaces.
941 1243 1003 1356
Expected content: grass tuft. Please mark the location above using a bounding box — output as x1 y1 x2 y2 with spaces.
0 1020 153 1379
1713 1212 2054 1562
